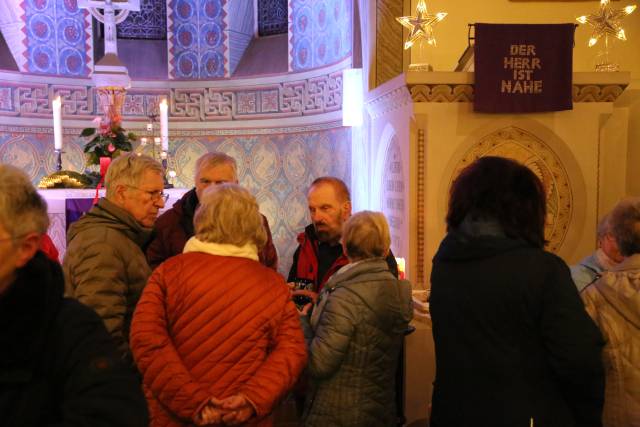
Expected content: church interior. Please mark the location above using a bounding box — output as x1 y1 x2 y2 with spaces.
1 0 639 425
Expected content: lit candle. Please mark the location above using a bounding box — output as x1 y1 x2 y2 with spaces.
159 98 169 151
52 96 63 150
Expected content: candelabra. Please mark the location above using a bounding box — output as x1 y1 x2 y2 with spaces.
139 113 175 188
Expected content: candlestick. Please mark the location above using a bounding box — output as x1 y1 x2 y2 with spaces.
54 149 63 171
52 96 63 150
159 99 169 151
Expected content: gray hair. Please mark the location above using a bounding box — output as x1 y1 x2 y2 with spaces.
342 210 390 261
105 153 163 199
609 197 640 257
0 164 49 241
194 183 266 249
195 152 238 179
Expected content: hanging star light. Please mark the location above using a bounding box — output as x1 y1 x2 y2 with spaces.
576 0 636 47
396 0 447 50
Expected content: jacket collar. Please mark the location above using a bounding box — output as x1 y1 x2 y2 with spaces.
324 258 390 290
183 236 259 261
611 253 640 273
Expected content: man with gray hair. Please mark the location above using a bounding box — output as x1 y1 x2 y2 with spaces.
571 212 624 291
146 151 278 270
64 153 166 364
0 164 148 426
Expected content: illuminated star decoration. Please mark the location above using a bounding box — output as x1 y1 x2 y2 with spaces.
396 0 447 50
576 0 637 47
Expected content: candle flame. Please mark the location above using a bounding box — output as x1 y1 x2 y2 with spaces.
624 5 636 14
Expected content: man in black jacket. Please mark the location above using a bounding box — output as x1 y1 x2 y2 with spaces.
0 164 148 427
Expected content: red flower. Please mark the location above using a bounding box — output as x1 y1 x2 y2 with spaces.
108 143 116 153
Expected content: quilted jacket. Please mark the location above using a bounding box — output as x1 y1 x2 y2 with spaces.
301 258 413 426
130 250 307 427
582 254 640 427
63 197 153 363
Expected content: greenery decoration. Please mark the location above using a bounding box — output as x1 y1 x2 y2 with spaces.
81 115 137 166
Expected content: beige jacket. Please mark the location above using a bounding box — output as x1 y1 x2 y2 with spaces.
63 198 153 362
582 254 640 427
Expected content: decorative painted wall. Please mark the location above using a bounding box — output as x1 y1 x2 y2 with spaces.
0 123 351 277
0 65 343 120
23 0 92 76
118 0 167 40
168 0 227 79
289 0 352 71
258 0 288 36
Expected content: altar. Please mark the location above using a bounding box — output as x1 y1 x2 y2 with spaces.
40 188 189 261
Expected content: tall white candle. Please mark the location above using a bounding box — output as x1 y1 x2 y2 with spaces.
52 96 63 150
159 99 169 151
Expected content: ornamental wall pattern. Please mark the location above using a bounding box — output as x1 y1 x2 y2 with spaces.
0 70 343 120
289 0 352 71
168 0 227 79
23 0 93 76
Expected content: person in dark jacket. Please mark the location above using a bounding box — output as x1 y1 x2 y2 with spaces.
430 156 605 427
0 164 148 427
288 177 398 296
300 210 412 426
146 151 278 270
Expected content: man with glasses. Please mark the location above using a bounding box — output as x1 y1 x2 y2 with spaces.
64 153 165 365
0 164 148 426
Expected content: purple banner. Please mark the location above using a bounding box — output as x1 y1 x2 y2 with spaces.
474 24 574 113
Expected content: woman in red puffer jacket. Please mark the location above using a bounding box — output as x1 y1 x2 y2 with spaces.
131 183 307 427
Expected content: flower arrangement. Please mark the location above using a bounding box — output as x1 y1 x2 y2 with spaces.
81 115 137 166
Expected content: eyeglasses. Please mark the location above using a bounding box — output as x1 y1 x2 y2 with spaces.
126 185 169 203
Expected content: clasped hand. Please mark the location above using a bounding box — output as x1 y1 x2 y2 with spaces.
194 394 255 426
